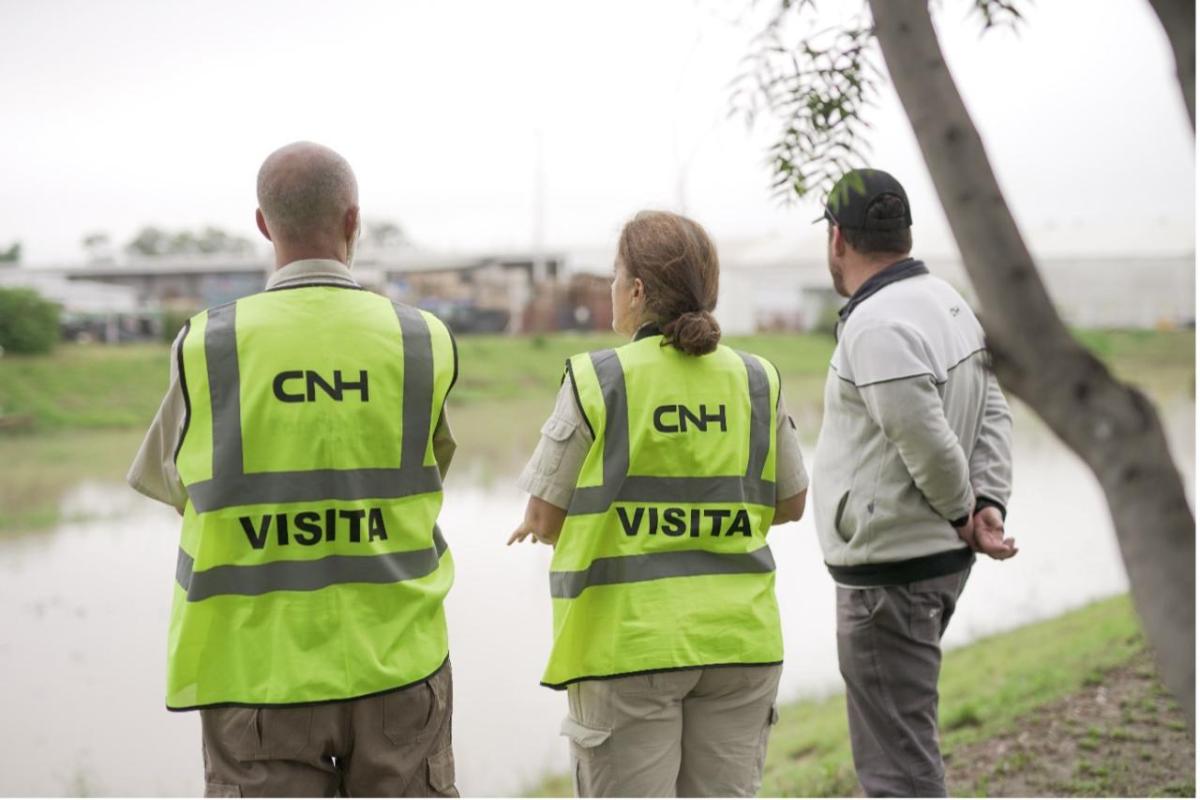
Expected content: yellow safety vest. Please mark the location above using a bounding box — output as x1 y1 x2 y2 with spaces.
542 333 783 689
169 284 455 709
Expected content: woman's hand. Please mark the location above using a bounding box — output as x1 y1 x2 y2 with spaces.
508 496 567 547
507 521 553 546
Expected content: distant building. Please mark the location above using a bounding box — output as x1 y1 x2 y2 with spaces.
14 258 270 311
363 252 565 333
12 244 1189 342
11 250 576 339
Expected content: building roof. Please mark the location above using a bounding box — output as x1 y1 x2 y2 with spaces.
0 271 140 314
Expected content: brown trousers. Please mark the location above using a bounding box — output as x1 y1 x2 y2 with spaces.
199 662 457 798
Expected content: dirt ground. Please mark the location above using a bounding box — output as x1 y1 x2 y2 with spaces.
943 649 1195 797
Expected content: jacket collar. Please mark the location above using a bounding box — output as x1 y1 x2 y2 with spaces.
838 257 929 324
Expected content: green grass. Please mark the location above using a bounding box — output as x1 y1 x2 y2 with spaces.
0 343 169 432
526 595 1146 797
1072 329 1195 397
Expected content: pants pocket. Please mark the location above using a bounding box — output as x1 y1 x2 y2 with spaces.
755 704 780 782
425 744 458 797
837 586 883 631
383 680 439 746
910 596 944 643
210 706 313 761
561 716 612 797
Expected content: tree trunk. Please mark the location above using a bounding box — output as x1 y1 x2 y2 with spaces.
867 0 1195 733
1147 0 1195 130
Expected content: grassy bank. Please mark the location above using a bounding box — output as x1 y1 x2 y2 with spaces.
527 595 1193 797
0 329 1191 434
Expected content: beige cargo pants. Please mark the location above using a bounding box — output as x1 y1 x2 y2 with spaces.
198 662 457 798
561 664 782 797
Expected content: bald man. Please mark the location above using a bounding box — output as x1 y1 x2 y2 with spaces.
129 142 460 797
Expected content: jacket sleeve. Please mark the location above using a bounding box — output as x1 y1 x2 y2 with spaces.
969 371 1014 515
848 322 974 524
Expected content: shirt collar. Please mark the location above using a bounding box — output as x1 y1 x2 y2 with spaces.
837 257 929 325
265 259 360 290
633 321 663 341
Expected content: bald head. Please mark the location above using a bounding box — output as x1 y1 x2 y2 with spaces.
256 142 358 252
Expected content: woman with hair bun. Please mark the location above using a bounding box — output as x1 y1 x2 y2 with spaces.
510 210 809 797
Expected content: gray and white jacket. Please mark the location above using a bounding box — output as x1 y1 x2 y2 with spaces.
812 258 1013 586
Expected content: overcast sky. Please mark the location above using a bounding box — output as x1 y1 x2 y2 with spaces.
1 0 1193 265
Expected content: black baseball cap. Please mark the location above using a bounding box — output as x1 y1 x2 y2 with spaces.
813 168 913 230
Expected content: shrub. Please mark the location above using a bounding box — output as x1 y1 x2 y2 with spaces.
0 287 60 354
162 308 200 343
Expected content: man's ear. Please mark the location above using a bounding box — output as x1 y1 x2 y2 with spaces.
344 206 360 241
831 224 847 258
255 208 272 242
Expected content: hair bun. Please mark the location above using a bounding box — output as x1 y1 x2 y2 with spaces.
662 310 721 356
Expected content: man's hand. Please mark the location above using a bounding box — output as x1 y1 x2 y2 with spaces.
954 513 977 551
972 505 1018 560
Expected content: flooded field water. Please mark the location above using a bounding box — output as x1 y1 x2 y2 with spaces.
0 400 1192 796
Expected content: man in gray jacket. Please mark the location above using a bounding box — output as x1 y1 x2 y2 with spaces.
811 169 1016 797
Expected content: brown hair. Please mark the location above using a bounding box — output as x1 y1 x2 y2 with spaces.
837 194 913 256
618 210 721 356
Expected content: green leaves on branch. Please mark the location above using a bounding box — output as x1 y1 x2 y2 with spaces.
731 6 879 203
731 1 1026 203
970 0 1025 33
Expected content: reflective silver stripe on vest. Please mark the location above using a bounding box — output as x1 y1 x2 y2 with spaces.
549 543 776 599
185 300 442 513
739 351 772 485
176 526 449 601
566 348 776 515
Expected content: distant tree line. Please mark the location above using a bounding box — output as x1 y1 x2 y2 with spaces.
78 226 260 263
79 218 411 263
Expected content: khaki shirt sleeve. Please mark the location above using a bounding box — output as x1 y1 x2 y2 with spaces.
433 409 456 479
516 377 593 510
127 330 189 512
775 391 809 499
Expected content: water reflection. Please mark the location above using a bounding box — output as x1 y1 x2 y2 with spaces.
0 401 1192 796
